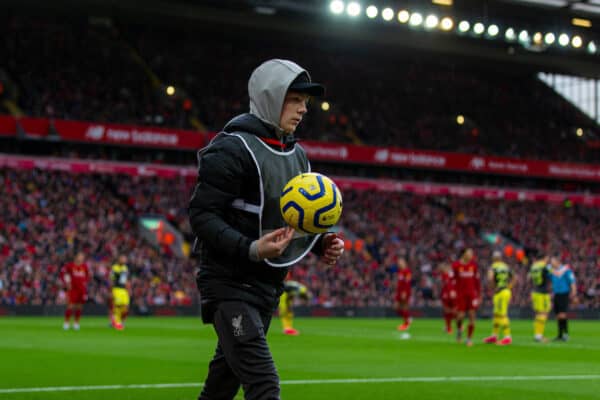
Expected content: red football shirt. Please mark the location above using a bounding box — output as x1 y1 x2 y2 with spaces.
396 267 412 293
62 263 90 291
441 270 456 295
452 260 480 296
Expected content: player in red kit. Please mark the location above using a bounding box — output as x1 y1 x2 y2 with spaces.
452 248 481 346
439 262 457 334
395 257 412 331
61 252 90 330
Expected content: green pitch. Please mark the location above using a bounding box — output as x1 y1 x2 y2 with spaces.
1 317 600 400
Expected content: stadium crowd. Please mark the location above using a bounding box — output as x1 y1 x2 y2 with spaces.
1 16 598 162
0 169 197 308
1 168 599 310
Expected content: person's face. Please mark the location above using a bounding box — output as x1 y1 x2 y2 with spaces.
279 91 309 134
463 249 474 262
550 257 560 268
119 255 127 264
75 253 85 264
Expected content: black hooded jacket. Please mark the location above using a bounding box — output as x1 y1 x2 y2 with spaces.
189 59 326 322
189 114 323 321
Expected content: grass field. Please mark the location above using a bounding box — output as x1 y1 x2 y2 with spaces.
1 317 600 400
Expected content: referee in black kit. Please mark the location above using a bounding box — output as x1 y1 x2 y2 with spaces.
189 59 344 400
549 255 577 341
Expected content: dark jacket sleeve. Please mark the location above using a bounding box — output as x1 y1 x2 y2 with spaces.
188 136 253 262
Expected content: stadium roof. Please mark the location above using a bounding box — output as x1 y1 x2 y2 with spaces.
4 0 599 77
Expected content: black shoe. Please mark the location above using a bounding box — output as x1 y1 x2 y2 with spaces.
552 336 563 342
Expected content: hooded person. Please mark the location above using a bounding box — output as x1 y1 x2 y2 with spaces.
189 59 344 400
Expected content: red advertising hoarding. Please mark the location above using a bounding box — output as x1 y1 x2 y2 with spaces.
1 116 599 182
53 119 205 150
1 154 598 207
299 141 600 182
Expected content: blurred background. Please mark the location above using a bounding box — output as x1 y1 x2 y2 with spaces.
1 0 599 318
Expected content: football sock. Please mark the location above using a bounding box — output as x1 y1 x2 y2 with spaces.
444 313 453 330
74 309 81 323
558 319 565 337
457 319 463 331
492 316 501 336
65 308 72 323
502 317 511 337
467 323 475 339
534 315 546 337
113 306 122 325
282 316 293 330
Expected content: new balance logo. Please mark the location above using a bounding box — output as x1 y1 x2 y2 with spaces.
470 157 485 169
85 125 105 140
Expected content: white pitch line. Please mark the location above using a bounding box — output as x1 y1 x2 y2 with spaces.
1 375 599 394
280 375 600 385
0 383 202 394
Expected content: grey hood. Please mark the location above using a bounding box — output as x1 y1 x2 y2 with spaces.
248 59 310 136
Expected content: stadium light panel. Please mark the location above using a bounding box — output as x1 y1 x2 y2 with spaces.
544 32 555 45
382 7 394 21
440 17 454 31
588 41 597 54
425 15 439 29
518 30 529 42
409 12 424 26
366 5 378 18
505 27 516 41
330 0 345 14
457 115 465 125
533 32 543 44
166 86 175 96
432 0 453 6
576 128 584 136
572 18 592 28
487 24 499 37
558 33 569 46
572 35 583 48
473 22 485 35
458 21 470 33
398 10 410 23
321 101 330 111
347 2 361 17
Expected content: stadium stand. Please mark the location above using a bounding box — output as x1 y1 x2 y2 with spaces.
1 15 598 162
1 167 598 309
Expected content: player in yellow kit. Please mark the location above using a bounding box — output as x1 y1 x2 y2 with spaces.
110 255 130 331
529 256 552 342
279 280 310 336
483 251 515 346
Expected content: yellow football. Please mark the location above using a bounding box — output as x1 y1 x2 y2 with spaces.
280 173 343 234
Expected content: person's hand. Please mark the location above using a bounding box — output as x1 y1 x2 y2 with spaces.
256 227 295 260
321 233 344 265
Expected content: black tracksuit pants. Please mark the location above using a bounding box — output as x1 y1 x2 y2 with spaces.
198 301 280 400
